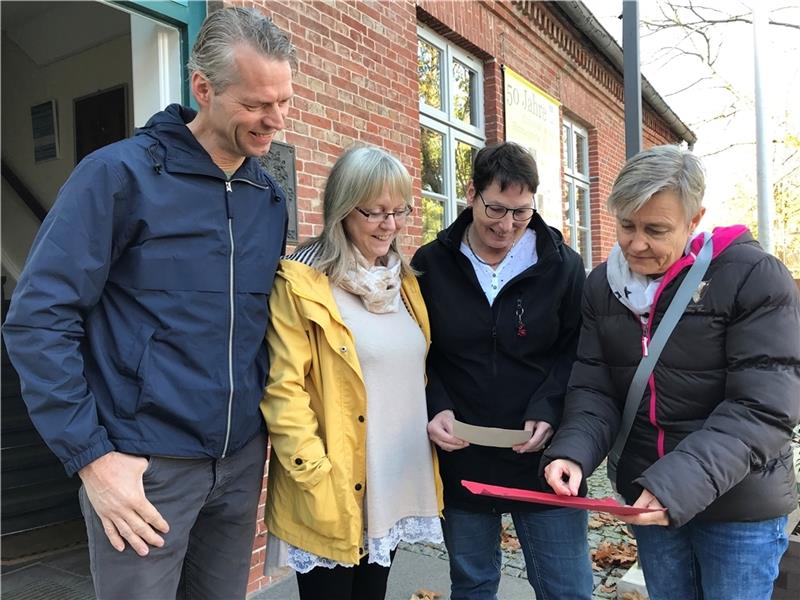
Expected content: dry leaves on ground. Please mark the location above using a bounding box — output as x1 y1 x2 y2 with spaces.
588 511 625 529
599 583 617 594
591 541 638 568
409 589 442 600
500 523 521 552
619 592 648 600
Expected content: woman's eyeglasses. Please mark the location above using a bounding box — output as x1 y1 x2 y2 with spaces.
353 206 413 224
477 191 534 221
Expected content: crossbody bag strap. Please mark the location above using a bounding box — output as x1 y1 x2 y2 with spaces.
607 233 714 490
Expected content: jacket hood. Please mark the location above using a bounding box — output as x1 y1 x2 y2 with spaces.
135 103 272 186
436 206 566 263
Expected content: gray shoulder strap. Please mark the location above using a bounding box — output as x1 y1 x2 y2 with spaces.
607 233 714 489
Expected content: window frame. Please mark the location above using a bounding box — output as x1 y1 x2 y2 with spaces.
563 119 592 266
418 26 485 238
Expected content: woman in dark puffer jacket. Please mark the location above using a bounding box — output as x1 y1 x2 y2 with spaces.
543 145 800 600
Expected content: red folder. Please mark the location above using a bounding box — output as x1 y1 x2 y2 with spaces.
462 480 666 516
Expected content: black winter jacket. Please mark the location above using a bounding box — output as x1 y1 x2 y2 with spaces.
412 208 585 512
543 227 800 527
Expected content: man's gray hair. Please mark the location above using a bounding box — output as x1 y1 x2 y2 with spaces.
607 145 706 220
187 6 296 92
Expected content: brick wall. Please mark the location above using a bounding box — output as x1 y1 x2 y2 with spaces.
239 0 685 593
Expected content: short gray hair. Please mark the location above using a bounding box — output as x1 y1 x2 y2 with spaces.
296 145 415 285
187 7 296 92
607 145 706 220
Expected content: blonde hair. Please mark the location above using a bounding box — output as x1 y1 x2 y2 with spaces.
295 145 415 285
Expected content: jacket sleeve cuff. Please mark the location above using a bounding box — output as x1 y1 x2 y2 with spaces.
287 438 333 489
64 438 116 477
635 453 717 528
524 394 563 430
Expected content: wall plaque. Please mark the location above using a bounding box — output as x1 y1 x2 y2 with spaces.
260 140 298 244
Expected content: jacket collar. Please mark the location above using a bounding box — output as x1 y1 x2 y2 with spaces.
436 206 565 265
136 104 272 187
645 225 751 334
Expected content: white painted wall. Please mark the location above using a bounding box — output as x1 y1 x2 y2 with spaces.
1 34 132 293
131 17 182 127
1 34 133 211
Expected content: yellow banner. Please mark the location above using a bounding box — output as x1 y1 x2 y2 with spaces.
503 67 562 229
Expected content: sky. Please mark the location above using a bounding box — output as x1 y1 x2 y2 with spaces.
581 0 800 229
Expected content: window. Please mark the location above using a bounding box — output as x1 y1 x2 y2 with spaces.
562 120 591 266
418 27 484 243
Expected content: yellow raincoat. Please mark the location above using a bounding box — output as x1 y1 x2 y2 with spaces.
261 257 444 565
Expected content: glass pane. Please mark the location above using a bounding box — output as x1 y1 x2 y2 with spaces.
423 197 445 243
575 131 587 175
562 181 573 246
455 140 478 204
577 185 589 228
452 60 477 126
418 39 443 111
420 127 444 195
577 227 590 264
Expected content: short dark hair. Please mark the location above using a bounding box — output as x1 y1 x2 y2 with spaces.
472 142 539 195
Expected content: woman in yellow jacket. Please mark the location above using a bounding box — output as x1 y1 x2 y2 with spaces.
261 145 444 600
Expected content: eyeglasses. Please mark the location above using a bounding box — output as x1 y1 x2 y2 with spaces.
353 205 413 224
477 191 534 221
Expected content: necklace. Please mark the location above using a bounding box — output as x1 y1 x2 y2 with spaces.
465 224 516 268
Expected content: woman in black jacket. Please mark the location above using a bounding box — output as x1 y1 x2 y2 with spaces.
543 145 800 600
412 142 593 600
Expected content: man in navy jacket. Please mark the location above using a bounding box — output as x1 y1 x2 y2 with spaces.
3 7 294 598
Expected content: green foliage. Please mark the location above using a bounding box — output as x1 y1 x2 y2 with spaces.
726 175 800 277
422 197 444 244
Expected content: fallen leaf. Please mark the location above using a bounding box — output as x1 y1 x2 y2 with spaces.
500 529 521 552
591 541 638 568
619 592 648 600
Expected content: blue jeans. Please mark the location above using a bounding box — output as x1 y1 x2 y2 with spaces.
632 516 789 600
441 506 593 600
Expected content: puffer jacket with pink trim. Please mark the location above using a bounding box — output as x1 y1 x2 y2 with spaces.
543 226 800 527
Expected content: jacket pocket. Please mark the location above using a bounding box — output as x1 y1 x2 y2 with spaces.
296 469 342 539
113 325 156 418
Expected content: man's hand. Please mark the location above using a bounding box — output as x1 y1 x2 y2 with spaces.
543 458 583 496
78 452 170 556
512 420 553 454
427 410 469 452
617 489 669 526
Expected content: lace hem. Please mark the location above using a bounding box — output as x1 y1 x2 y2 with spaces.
287 515 443 573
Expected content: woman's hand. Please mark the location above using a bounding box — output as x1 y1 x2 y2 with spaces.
512 420 553 454
543 458 583 496
427 410 469 452
618 489 669 526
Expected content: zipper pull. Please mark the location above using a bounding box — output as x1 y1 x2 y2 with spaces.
515 298 527 337
641 335 649 357
225 181 232 192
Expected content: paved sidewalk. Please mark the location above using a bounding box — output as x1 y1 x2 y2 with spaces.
253 546 533 600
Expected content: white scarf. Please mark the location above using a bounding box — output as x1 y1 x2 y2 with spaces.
606 243 662 316
338 248 402 314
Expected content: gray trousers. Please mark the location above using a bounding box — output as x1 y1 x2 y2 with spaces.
79 430 267 600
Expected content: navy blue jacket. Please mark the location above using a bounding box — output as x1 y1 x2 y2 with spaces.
3 104 287 476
